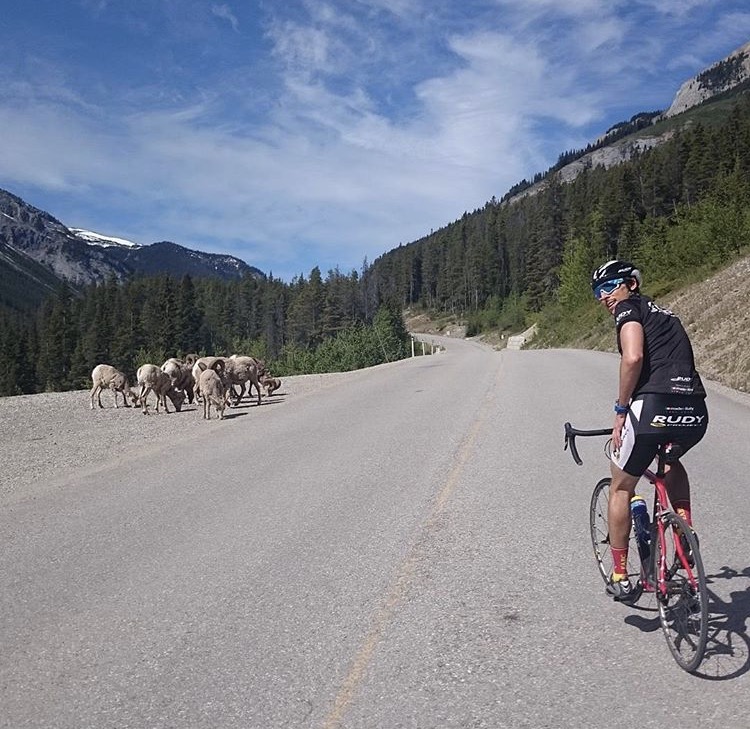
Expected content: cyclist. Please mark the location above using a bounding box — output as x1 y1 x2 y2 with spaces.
591 260 709 601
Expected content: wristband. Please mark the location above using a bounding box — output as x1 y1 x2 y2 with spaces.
614 402 629 414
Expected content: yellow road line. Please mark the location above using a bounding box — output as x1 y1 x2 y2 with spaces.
321 355 503 728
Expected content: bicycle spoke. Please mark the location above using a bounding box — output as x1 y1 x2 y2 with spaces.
654 512 708 672
589 478 643 586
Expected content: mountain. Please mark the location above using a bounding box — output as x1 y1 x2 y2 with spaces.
0 188 264 313
665 40 750 116
4 39 750 315
507 39 750 203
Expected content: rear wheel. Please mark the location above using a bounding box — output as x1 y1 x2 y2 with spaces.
653 512 708 673
589 478 641 586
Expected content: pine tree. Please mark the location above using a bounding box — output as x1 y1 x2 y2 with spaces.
176 275 203 354
36 283 76 391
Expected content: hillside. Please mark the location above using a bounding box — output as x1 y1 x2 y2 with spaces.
408 253 750 395
659 256 749 392
558 254 749 393
0 188 265 313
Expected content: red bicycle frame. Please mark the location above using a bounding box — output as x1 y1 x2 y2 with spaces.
642 458 700 601
563 422 699 596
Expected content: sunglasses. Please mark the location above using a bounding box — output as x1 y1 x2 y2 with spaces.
593 278 626 299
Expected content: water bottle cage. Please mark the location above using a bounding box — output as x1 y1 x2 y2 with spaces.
635 519 650 544
630 498 651 545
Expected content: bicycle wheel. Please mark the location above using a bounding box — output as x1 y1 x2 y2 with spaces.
589 478 641 585
653 511 708 673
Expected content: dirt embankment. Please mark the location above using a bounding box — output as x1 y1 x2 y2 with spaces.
663 256 750 393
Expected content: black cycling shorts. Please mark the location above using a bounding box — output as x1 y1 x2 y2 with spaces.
611 393 708 477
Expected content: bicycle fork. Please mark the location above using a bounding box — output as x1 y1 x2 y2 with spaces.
643 512 700 602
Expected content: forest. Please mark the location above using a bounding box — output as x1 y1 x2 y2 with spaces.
1 93 750 397
364 94 750 336
0 268 412 395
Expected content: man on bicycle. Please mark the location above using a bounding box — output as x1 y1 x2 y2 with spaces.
591 260 708 601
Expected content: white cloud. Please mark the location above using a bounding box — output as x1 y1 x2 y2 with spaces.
269 21 340 80
353 0 420 18
2 1 750 278
211 3 240 32
634 0 712 17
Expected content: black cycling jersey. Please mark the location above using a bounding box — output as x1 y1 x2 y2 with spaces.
614 293 706 398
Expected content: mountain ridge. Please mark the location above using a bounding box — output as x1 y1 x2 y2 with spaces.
504 39 750 205
3 39 750 312
665 39 750 116
0 187 264 312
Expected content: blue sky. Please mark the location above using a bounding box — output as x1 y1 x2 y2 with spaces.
2 1 750 281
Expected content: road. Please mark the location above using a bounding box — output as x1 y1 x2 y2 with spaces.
2 338 749 728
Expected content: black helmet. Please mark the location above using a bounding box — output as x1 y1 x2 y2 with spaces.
591 260 642 292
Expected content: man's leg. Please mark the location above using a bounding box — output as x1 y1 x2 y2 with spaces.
665 461 691 526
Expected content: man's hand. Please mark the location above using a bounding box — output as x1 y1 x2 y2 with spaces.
612 412 628 451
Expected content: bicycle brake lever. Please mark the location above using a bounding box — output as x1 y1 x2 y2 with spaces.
563 423 583 466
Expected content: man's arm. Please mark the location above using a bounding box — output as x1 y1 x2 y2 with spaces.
612 320 644 451
618 321 644 405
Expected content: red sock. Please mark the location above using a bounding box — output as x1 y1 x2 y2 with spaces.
611 547 629 579
672 499 692 527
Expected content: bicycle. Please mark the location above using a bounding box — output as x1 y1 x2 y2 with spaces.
563 422 709 673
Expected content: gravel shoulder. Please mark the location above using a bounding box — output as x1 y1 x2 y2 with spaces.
0 370 367 507
3 338 747 509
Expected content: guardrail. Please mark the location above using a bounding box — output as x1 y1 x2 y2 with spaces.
409 336 444 357
506 323 538 350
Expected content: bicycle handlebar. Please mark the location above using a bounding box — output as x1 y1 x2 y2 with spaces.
563 422 611 466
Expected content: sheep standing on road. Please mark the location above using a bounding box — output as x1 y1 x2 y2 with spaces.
136 364 186 415
229 354 267 401
90 364 139 410
224 355 263 407
191 356 226 403
196 360 226 420
260 374 281 397
161 357 196 404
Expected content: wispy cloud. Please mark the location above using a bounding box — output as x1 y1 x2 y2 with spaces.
1 0 749 278
211 3 240 32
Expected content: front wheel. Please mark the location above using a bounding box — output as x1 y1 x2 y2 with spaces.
653 511 708 673
589 478 641 586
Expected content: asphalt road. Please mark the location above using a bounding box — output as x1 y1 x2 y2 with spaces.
2 339 749 728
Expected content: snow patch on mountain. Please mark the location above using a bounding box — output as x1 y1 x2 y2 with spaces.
71 228 142 249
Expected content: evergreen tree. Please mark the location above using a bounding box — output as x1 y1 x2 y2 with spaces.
372 305 409 362
36 283 76 391
0 317 20 395
557 235 597 309
176 275 203 354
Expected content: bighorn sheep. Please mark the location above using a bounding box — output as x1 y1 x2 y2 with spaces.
90 364 139 409
136 364 186 415
260 374 281 397
161 356 196 404
224 355 263 407
228 354 267 401
191 356 226 403
196 360 226 419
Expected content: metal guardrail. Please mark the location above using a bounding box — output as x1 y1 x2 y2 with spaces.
507 323 538 350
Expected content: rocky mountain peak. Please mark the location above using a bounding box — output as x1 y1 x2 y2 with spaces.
665 39 750 117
